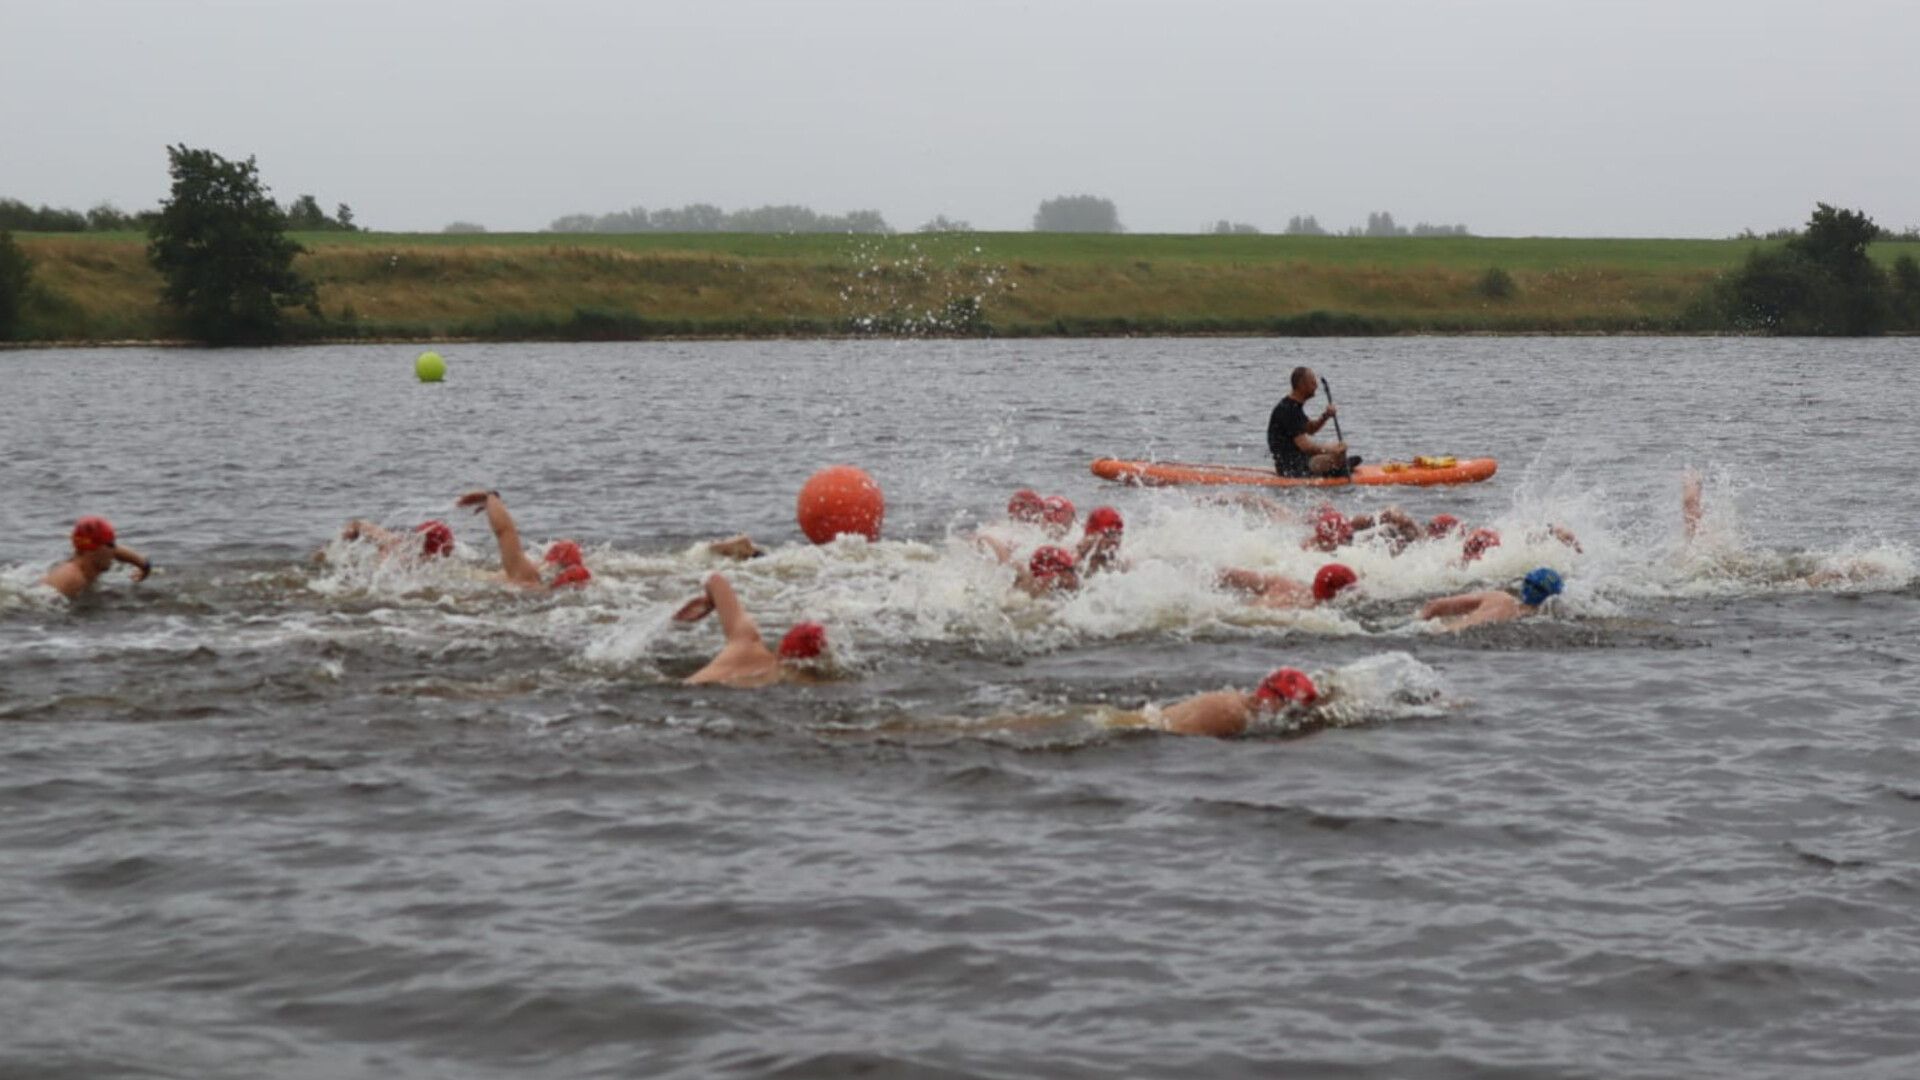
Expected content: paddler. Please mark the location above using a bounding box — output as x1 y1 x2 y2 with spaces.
41 516 152 600
673 571 829 687
1268 366 1360 478
455 489 592 589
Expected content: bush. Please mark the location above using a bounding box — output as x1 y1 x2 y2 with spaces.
0 230 30 338
1475 267 1516 299
1699 203 1891 335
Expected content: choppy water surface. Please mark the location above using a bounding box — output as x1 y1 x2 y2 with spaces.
2 338 1917 1079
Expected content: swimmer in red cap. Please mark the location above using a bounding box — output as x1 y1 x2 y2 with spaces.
327 518 457 563
1426 513 1461 538
674 571 828 687
1076 506 1127 575
1216 562 1358 610
1006 489 1047 526
41 516 152 600
1111 666 1323 737
1039 495 1077 538
456 490 592 590
1018 545 1081 597
1460 527 1501 563
1305 506 1354 553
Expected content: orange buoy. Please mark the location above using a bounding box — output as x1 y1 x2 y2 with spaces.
796 465 885 544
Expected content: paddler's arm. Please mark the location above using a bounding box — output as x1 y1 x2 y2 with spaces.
1304 402 1336 434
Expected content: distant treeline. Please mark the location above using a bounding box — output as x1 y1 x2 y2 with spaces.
1283 212 1470 237
1 195 357 232
549 204 891 234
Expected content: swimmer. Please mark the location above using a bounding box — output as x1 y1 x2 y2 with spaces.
455 489 592 589
673 571 828 687
323 518 455 563
1305 506 1355 552
705 534 766 560
1348 506 1421 553
1076 506 1127 575
1110 666 1323 737
1679 467 1868 587
41 516 152 600
1460 526 1502 563
1216 561 1357 610
1039 495 1076 538
1419 567 1563 632
1006 488 1047 526
1018 545 1081 597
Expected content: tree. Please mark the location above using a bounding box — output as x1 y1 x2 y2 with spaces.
148 144 315 345
1033 195 1121 233
918 214 972 233
1285 215 1326 236
443 221 488 234
334 203 356 231
0 230 31 339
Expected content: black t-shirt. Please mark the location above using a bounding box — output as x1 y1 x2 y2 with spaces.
1268 397 1310 472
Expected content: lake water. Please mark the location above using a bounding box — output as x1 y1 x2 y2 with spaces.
2 338 1917 1079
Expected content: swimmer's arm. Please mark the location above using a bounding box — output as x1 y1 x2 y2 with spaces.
112 545 152 582
1681 469 1703 542
707 534 763 560
459 490 539 585
341 519 399 546
1158 691 1253 737
971 533 1015 564
678 573 763 646
1419 593 1485 621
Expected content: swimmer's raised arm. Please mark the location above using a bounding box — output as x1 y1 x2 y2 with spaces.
458 490 540 585
674 572 763 647
1682 469 1704 542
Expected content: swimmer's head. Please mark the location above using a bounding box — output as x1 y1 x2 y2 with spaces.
1521 567 1564 607
1462 527 1501 562
549 564 592 589
71 516 117 554
1007 489 1045 525
1311 507 1353 552
1426 513 1461 538
1028 545 1079 592
1254 667 1319 709
1313 562 1358 602
1085 506 1124 537
1040 496 1077 536
415 520 454 559
544 540 584 568
778 621 827 661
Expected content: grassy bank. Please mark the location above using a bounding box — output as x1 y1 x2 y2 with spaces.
13 231 1920 343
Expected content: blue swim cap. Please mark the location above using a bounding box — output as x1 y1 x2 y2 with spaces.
1521 567 1564 607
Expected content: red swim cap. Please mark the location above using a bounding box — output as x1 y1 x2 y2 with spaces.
549 564 592 589
1028 545 1077 580
1312 507 1353 552
1462 527 1501 562
1086 506 1124 536
1254 667 1319 708
778 621 827 660
415 520 454 559
1041 496 1076 532
1426 513 1460 538
1007 489 1045 524
1313 563 1358 602
72 516 117 552
544 540 584 568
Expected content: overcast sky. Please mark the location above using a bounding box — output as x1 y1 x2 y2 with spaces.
5 0 1916 236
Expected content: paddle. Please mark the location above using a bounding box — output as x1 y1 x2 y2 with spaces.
1320 375 1346 444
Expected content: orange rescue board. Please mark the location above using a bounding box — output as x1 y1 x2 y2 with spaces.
1091 457 1498 489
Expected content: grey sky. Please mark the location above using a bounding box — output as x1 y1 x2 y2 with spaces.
6 0 1916 236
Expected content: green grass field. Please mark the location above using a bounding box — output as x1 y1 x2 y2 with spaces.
12 231 1920 343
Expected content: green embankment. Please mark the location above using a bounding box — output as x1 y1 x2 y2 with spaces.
13 231 1920 342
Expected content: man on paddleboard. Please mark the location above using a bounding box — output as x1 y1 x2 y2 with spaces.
1268 366 1359 478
